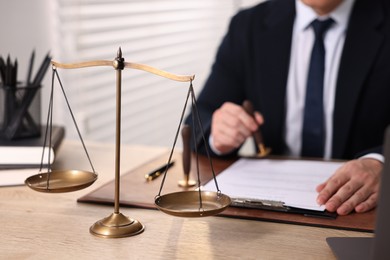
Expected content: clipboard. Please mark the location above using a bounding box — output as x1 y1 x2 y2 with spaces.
78 152 375 232
202 157 343 219
230 198 337 219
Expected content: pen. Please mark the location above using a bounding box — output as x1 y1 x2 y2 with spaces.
145 161 175 181
0 56 5 83
12 59 17 86
26 49 35 85
32 51 51 86
6 55 11 86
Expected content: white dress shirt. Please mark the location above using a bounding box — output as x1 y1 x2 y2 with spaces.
285 0 355 159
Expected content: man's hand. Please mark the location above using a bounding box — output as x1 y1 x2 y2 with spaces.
211 102 264 154
316 158 382 215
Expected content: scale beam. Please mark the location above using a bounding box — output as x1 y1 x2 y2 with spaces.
51 60 195 82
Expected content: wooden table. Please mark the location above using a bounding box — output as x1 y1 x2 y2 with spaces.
0 140 372 259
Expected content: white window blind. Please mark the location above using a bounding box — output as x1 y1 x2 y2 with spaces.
51 0 261 147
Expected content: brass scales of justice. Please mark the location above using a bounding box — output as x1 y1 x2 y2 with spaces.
24 48 231 238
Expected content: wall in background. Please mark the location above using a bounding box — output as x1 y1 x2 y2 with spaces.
0 0 55 127
0 0 262 148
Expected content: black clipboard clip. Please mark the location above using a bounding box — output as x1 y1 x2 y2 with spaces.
231 198 337 219
231 198 288 212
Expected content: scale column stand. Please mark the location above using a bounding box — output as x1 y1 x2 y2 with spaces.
89 49 144 238
45 47 195 237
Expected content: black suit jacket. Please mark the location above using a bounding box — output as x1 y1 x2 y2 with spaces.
186 0 390 160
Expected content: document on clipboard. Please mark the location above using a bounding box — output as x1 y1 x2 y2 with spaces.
202 158 344 218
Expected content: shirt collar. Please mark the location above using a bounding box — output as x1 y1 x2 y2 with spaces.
295 0 356 31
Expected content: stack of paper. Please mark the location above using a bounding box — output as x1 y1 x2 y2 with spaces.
0 125 65 186
203 158 344 212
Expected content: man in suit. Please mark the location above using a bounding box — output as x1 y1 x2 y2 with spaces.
186 0 390 215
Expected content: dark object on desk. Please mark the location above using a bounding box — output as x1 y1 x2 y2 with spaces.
327 126 390 259
0 125 65 168
145 161 174 181
0 52 51 140
78 152 375 232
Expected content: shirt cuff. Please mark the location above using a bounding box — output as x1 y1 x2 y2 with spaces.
359 153 385 164
209 135 224 155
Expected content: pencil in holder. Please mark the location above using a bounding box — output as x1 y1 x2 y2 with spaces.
0 82 41 140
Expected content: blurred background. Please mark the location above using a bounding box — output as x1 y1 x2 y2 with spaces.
0 0 262 148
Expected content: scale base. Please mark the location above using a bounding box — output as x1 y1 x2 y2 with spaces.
257 146 271 158
178 179 196 187
90 212 144 238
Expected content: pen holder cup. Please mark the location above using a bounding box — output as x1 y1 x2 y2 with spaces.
0 83 41 140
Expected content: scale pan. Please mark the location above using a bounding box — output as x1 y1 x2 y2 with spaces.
155 191 231 217
25 170 98 193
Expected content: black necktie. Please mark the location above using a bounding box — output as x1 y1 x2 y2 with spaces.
301 18 334 157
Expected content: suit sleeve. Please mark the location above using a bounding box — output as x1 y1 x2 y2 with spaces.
184 10 251 157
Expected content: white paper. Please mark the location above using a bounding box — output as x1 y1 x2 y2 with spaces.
0 168 41 186
203 158 344 211
0 146 54 165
